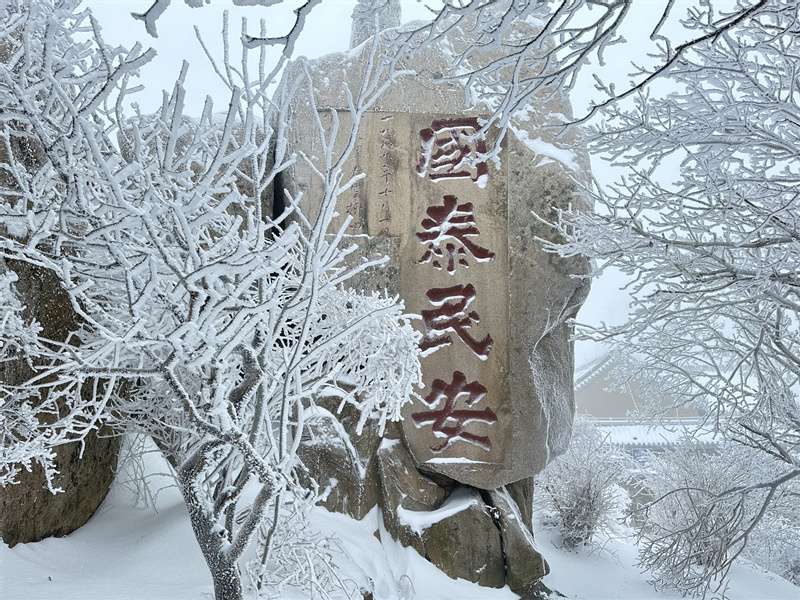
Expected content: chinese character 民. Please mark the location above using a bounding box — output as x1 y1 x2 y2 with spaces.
417 194 496 274
411 370 498 453
416 118 488 187
420 283 493 360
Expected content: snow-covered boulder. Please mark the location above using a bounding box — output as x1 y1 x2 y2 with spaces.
282 3 589 591
296 398 383 520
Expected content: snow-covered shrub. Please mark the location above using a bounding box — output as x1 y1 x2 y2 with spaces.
244 493 364 600
745 498 800 586
636 443 796 597
536 416 628 548
537 1 800 592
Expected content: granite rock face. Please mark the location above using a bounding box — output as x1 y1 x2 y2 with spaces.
349 0 401 49
302 407 551 592
0 261 119 547
0 127 119 546
284 14 589 592
297 397 383 520
489 487 550 590
419 487 507 589
375 433 449 554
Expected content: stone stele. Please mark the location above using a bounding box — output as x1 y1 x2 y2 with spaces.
283 17 590 491
0 259 119 547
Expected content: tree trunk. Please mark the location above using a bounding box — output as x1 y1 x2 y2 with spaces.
183 497 245 600
208 558 244 600
179 464 244 600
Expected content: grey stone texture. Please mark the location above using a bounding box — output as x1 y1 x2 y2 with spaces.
0 126 119 547
489 487 550 591
0 260 119 547
297 396 383 520
302 413 552 590
375 431 449 554
420 487 507 589
350 0 401 49
285 13 589 592
284 19 589 488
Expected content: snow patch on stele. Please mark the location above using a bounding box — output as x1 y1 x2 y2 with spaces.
510 125 579 171
425 456 493 464
511 103 579 171
396 485 478 536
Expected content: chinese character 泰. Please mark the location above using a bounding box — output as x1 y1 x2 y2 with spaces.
416 118 488 187
417 194 496 274
411 370 498 452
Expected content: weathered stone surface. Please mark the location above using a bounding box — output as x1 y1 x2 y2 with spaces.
419 487 506 589
283 23 590 487
489 487 549 592
297 397 383 520
350 0 401 49
518 580 569 600
283 13 591 591
0 430 119 547
507 149 590 474
0 260 119 547
375 432 449 553
507 476 535 533
345 234 400 297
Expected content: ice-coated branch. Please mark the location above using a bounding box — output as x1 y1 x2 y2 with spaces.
131 0 170 38
539 3 800 593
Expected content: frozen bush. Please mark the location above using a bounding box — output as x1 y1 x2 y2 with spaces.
536 416 628 548
745 501 800 586
636 442 798 597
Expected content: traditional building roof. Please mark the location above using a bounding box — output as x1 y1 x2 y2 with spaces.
595 419 718 449
574 353 718 456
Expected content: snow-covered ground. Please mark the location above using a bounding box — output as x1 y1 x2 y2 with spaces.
2 450 798 600
537 526 798 600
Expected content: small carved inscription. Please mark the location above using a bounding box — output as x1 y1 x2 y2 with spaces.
377 118 396 232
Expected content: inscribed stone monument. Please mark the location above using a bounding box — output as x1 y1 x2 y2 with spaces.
285 39 589 488
284 5 590 592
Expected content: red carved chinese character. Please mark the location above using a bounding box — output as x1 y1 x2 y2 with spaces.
411 371 498 453
416 118 488 187
417 194 496 274
420 283 493 360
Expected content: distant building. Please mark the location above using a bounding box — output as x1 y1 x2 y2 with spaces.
574 354 718 461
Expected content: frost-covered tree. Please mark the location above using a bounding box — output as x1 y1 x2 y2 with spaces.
134 0 776 126
5 0 795 597
538 2 800 595
0 1 420 598
637 444 800 595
